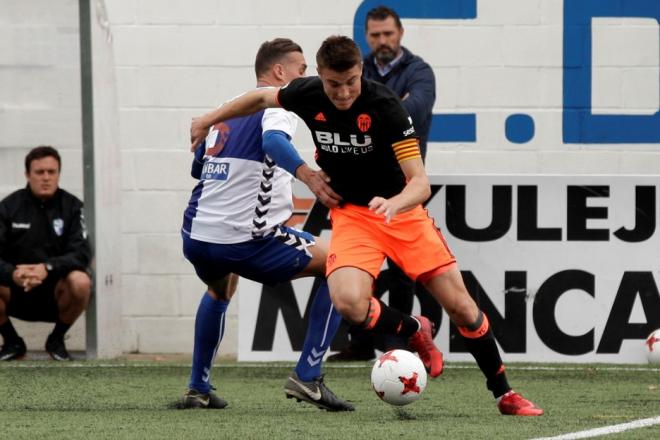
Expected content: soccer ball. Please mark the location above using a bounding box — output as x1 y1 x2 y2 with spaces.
371 349 427 406
645 329 660 364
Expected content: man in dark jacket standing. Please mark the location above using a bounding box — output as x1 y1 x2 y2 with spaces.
329 5 442 361
361 5 435 157
0 146 92 361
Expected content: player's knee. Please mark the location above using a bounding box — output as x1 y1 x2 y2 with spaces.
446 301 480 327
0 287 8 317
208 274 238 302
64 271 92 301
331 292 368 324
209 288 232 302
333 301 355 322
0 285 10 303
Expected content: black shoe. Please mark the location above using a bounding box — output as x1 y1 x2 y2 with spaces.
45 333 72 361
326 345 375 362
180 389 228 409
284 372 354 411
0 337 27 361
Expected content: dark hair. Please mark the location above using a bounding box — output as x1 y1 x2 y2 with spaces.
25 145 61 172
316 36 362 72
365 5 403 29
254 38 303 77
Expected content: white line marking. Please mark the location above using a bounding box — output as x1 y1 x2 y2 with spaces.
449 365 660 373
1 362 659 372
531 416 660 440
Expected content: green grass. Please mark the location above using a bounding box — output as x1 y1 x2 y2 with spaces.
0 360 658 439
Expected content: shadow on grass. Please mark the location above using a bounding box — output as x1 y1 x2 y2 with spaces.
395 407 417 420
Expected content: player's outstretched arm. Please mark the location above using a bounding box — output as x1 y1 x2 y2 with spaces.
262 130 342 208
190 88 280 151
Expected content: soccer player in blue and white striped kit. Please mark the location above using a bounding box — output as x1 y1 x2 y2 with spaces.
180 38 352 411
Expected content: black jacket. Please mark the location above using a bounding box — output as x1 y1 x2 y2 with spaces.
0 187 91 286
363 47 436 158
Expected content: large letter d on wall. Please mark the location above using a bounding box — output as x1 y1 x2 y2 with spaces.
564 0 660 143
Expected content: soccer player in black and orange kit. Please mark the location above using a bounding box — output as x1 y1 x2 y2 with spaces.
190 35 543 416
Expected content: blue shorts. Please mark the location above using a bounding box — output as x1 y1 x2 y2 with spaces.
182 225 315 286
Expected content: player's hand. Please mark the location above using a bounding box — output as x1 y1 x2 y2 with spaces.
13 265 45 292
190 117 208 152
12 267 28 289
21 276 43 292
368 196 398 224
296 165 342 208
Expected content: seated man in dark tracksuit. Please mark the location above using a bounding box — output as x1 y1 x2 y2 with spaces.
0 146 92 361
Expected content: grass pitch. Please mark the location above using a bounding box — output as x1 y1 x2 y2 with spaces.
0 360 658 439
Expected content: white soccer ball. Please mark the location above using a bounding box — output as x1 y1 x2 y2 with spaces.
371 349 427 406
645 329 660 364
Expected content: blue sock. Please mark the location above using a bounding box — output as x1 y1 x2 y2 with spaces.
295 281 342 381
188 291 229 394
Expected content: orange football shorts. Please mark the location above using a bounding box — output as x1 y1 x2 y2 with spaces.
326 203 457 282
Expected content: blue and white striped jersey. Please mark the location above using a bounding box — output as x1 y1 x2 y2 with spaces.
182 103 298 244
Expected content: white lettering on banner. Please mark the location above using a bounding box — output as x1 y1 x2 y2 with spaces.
237 176 660 363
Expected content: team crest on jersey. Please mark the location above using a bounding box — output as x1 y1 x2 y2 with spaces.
357 114 371 132
52 218 64 236
206 122 230 156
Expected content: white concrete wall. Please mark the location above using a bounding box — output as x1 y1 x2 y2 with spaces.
0 0 86 351
1 0 658 356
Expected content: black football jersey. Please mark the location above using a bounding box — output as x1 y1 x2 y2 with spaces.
277 76 418 206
